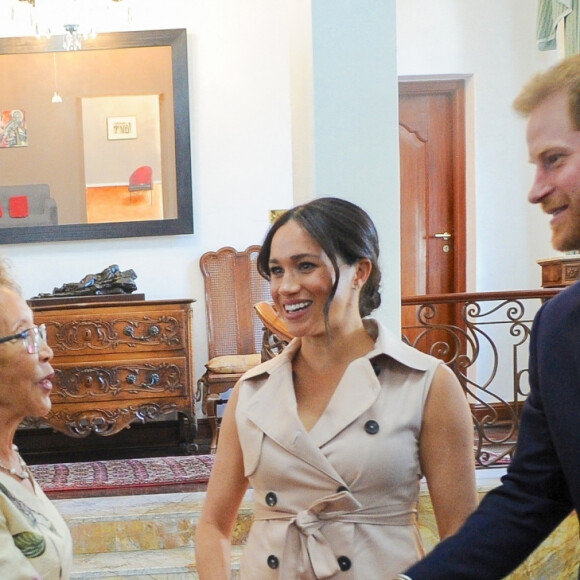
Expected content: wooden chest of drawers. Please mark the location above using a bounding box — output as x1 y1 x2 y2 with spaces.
26 298 196 451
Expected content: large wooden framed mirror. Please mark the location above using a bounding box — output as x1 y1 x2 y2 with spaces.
0 28 193 244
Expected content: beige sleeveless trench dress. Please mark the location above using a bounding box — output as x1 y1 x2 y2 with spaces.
236 319 441 579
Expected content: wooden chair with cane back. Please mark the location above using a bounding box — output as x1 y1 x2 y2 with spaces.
198 245 272 452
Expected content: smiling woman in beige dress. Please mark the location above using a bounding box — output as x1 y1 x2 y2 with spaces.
0 262 73 580
195 197 478 579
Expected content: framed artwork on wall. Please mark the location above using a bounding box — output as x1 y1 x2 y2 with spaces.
107 116 137 140
0 109 27 147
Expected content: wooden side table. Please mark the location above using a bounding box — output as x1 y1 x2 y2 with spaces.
537 255 580 288
24 297 197 453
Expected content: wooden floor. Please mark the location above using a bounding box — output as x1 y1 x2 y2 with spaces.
86 184 164 223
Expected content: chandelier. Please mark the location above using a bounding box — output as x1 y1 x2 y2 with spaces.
13 0 131 50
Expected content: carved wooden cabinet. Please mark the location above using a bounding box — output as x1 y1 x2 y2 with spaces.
538 256 580 288
27 298 196 450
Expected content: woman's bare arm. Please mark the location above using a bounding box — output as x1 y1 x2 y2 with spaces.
420 364 479 539
195 385 249 579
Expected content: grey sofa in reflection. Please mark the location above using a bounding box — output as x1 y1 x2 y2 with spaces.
0 184 58 227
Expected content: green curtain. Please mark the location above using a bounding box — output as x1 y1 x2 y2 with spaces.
537 0 580 55
564 0 580 54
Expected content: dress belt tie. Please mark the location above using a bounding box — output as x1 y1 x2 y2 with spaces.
253 490 417 579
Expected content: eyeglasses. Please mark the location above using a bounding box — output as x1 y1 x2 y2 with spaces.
0 324 47 355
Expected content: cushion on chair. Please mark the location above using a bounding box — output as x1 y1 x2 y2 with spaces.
9 196 29 218
205 353 262 374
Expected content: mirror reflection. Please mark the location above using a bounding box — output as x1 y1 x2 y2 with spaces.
0 28 193 244
82 94 164 223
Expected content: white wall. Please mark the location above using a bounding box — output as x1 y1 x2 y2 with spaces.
397 0 560 291
311 0 400 330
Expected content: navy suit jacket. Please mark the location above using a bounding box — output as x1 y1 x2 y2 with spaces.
404 282 580 579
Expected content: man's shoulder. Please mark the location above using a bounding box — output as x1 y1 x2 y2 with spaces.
544 280 580 312
536 281 580 334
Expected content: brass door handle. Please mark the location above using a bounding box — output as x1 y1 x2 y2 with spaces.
432 232 452 241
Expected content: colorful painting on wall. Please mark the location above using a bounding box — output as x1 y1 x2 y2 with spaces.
0 109 28 148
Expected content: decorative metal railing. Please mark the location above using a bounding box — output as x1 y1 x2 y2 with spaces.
401 290 559 469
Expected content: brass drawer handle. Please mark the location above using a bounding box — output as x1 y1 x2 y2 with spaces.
126 372 160 387
123 325 160 340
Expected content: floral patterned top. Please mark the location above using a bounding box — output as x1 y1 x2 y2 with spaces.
0 470 73 579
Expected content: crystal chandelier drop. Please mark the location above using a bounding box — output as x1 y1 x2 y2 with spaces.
13 0 131 51
62 23 83 51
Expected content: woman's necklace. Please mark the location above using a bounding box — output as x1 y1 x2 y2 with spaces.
0 444 29 480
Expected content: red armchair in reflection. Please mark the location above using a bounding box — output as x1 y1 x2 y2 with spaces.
128 165 153 203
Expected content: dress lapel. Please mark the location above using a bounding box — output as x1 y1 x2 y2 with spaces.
308 358 380 447
243 347 345 482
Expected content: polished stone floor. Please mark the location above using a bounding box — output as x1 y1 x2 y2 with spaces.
55 489 251 579
53 470 579 579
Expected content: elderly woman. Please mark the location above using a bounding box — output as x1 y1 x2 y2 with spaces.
0 261 72 579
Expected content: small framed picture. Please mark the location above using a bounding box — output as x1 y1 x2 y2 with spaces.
107 116 137 140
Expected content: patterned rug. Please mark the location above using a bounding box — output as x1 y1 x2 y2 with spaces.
29 455 215 498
